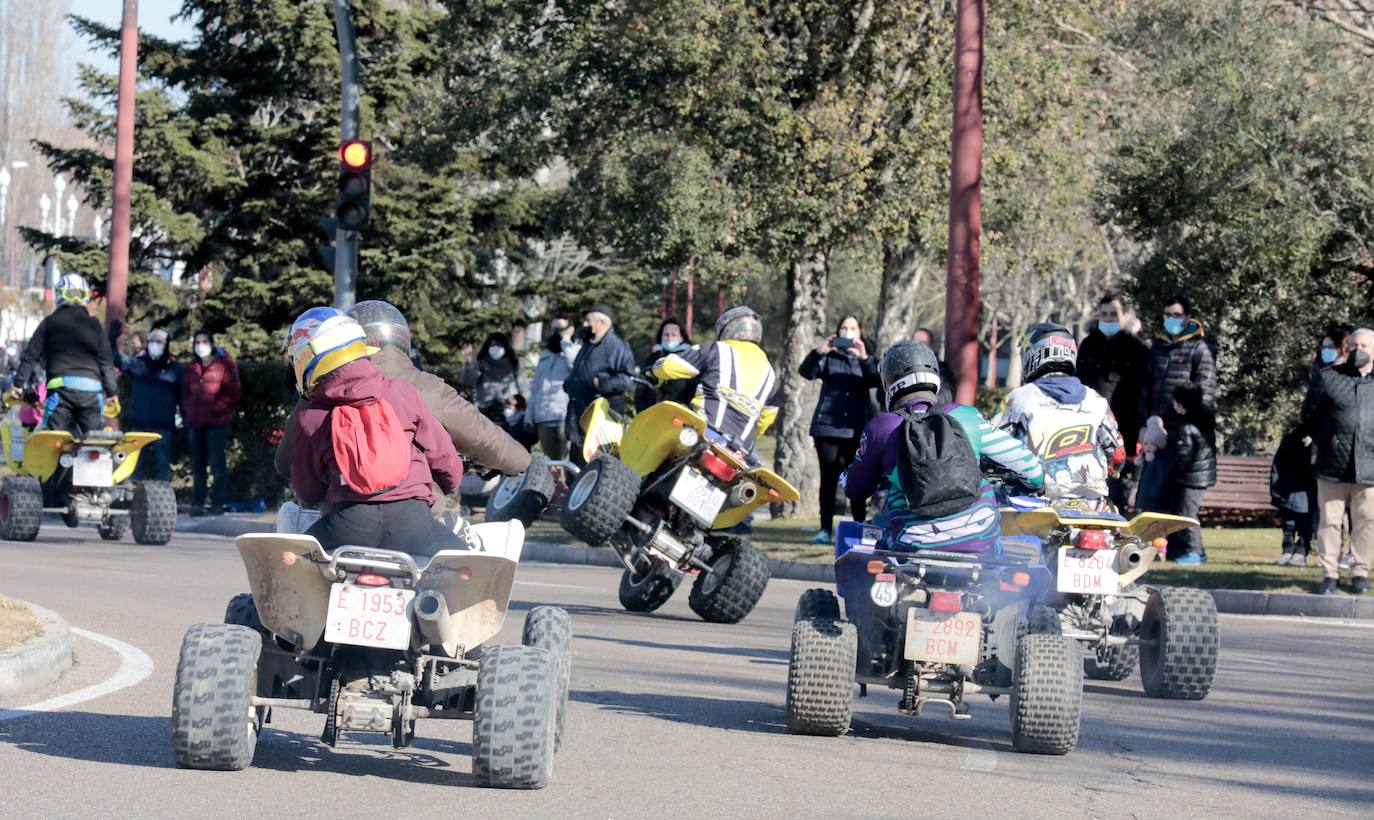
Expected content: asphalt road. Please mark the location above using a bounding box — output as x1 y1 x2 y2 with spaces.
0 526 1370 819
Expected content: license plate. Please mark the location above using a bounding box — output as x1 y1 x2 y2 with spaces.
669 467 727 527
324 583 415 650
72 448 113 487
904 609 982 666
1057 547 1119 595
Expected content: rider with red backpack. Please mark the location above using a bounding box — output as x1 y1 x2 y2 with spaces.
286 307 465 555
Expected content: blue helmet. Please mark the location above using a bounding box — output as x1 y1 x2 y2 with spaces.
55 273 91 306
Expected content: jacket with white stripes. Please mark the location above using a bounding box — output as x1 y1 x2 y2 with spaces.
650 340 778 453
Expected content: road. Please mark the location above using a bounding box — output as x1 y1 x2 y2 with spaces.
0 526 1370 819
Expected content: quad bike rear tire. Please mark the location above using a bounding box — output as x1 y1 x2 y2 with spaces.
618 566 680 613
785 617 857 736
473 645 558 789
1010 633 1082 755
171 623 261 770
224 593 270 640
0 475 41 542
97 514 129 541
131 480 177 545
1139 586 1218 700
1085 643 1139 681
487 453 556 527
1025 605 1063 636
794 588 841 622
688 537 770 624
522 606 573 751
560 456 638 546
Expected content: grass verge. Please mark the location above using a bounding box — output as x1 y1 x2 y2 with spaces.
0 596 41 652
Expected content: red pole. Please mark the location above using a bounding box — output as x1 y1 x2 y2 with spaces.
943 0 984 406
105 0 139 334
685 267 695 337
716 284 725 319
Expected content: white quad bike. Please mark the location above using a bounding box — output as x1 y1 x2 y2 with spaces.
171 505 571 789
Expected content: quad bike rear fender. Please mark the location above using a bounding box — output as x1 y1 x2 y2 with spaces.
618 401 704 475
578 397 624 463
2 428 160 484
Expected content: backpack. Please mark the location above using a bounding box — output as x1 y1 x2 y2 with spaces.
894 403 981 518
329 398 411 495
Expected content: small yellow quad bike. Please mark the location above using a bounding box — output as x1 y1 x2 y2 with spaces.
489 397 799 623
1002 497 1219 699
0 398 176 544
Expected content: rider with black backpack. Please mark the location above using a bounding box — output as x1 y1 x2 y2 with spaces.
843 341 1044 554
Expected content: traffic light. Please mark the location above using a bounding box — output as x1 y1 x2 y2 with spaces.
336 140 372 231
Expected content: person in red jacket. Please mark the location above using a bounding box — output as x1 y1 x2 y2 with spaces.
184 330 241 515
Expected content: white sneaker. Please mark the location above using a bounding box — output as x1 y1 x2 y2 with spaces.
1275 553 1293 567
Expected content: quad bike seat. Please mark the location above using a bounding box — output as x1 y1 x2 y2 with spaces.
81 430 124 444
998 536 1043 565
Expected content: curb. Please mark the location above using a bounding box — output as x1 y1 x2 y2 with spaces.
175 516 271 539
0 602 74 699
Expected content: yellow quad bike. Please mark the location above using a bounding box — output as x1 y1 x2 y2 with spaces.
1002 499 1218 700
491 396 798 623
0 397 176 544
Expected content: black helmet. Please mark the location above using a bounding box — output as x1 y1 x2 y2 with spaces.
1020 322 1077 382
347 300 411 354
881 340 942 409
716 305 763 343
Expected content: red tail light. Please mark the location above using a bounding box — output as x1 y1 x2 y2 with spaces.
699 450 738 483
354 573 390 587
1076 529 1111 550
928 591 962 613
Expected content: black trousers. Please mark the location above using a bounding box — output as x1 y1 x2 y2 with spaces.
43 388 104 437
815 434 865 534
306 499 466 557
1167 486 1207 560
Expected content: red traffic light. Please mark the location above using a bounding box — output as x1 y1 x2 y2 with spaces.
340 140 371 169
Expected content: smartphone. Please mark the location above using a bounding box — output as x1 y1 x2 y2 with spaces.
832 336 854 349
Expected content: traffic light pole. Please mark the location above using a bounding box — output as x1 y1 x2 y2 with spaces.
332 0 361 311
943 0 985 405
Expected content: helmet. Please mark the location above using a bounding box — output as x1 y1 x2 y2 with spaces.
1020 322 1077 382
286 306 373 395
55 273 91 306
715 305 762 343
347 300 411 354
880 340 942 409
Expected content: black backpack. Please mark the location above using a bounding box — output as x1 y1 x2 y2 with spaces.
894 404 981 518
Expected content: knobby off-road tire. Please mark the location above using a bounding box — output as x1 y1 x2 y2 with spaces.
171 623 261 770
794 588 841 622
224 593 270 641
1139 586 1219 700
1085 643 1139 681
559 456 638 546
1010 633 1083 755
0 475 41 542
618 567 680 613
97 514 129 541
473 645 558 789
486 453 556 527
785 617 857 736
522 607 573 751
132 480 176 545
1026 605 1064 636
688 538 770 624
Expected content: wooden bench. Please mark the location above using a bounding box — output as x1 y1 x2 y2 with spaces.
1201 455 1271 512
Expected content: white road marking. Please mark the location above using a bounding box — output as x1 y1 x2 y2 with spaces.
0 627 154 722
1220 613 1374 630
515 580 598 591
961 749 998 772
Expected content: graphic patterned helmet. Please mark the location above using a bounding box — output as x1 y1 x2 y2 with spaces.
715 305 762 343
55 273 91 306
880 340 942 410
347 300 411 355
287 306 373 396
1020 322 1078 383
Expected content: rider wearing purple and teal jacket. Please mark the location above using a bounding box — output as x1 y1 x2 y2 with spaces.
844 341 1044 554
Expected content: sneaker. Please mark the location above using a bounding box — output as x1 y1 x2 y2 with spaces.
809 530 832 545
1352 577 1371 595
1315 577 1339 595
1275 553 1294 567
1174 553 1207 566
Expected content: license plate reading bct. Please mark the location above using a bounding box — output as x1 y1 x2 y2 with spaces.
1058 547 1119 595
905 609 982 667
325 584 415 650
669 467 728 526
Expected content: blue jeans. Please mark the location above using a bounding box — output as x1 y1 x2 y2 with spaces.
138 426 175 482
190 424 230 510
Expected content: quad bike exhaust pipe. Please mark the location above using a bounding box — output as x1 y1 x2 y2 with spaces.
726 481 759 509
1115 543 1144 574
414 590 451 648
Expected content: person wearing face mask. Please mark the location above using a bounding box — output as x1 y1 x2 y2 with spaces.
460 331 527 423
499 394 537 450
1313 328 1348 377
563 304 635 466
635 318 697 412
116 328 184 481
526 318 580 460
1076 293 1150 511
183 330 240 516
799 315 881 544
1136 295 1216 439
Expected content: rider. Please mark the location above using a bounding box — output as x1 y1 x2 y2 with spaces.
9 273 118 436
993 323 1125 505
844 341 1044 553
648 305 778 455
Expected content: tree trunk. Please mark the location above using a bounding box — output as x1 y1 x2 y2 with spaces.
874 241 928 352
770 246 828 520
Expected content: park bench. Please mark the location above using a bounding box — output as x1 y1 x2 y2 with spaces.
1200 455 1273 522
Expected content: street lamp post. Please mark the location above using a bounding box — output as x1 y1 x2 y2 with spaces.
2 161 28 286
52 174 67 237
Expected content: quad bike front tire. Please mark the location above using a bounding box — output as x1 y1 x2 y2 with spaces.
0 475 41 542
487 453 556 527
473 645 558 789
785 617 857 736
522 606 573 750
1085 642 1139 681
1010 633 1083 755
1139 586 1218 700
171 623 261 770
794 588 841 622
131 480 177 545
97 514 129 541
688 537 771 624
618 566 681 613
224 593 270 641
559 456 638 546
1025 605 1063 636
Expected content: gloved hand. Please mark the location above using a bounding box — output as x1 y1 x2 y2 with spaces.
103 396 122 418
4 386 22 405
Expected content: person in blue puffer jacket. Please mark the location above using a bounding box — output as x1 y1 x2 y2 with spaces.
117 328 184 481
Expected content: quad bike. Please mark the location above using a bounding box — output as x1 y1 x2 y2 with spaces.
1001 497 1219 700
488 394 799 623
786 520 1085 755
0 396 175 544
171 517 572 789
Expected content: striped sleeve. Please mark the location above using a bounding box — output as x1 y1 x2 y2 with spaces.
977 418 1045 488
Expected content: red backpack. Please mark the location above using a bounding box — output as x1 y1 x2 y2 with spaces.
329 398 411 495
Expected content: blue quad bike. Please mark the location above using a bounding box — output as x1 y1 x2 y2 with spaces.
784 520 1085 755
